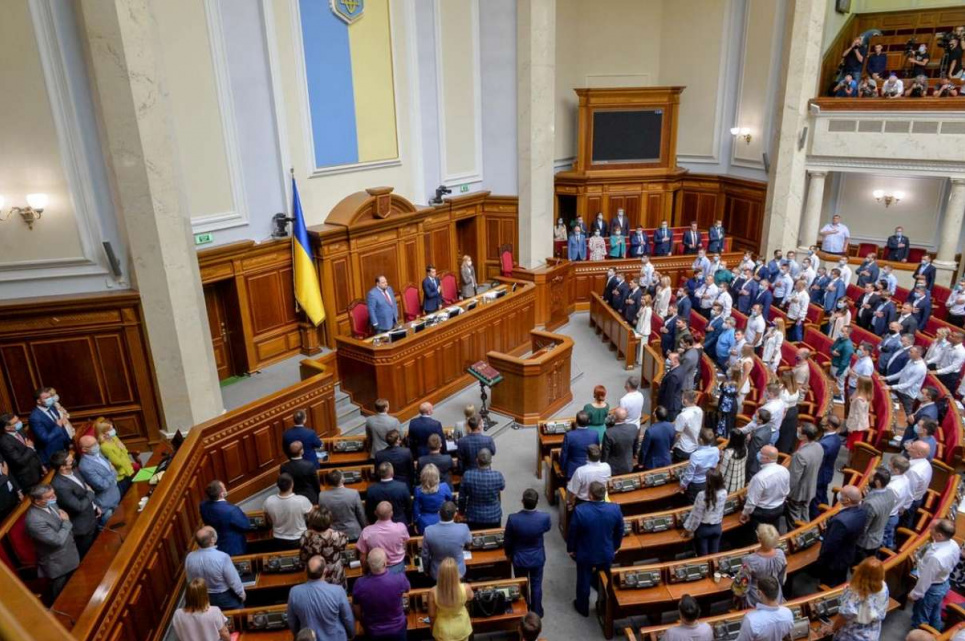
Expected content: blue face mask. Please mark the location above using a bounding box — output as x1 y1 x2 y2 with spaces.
756 451 763 463
89 444 101 456
46 500 57 511
52 394 60 403
13 421 23 432
44 398 55 408
107 428 117 438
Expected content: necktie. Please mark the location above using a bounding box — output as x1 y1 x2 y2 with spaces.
383 289 392 305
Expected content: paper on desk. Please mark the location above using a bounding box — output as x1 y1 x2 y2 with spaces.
463 551 473 560
132 466 157 483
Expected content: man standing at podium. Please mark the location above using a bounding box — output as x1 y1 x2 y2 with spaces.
422 266 442 313
366 275 398 332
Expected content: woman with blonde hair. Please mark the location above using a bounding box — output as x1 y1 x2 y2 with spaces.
736 344 755 411
635 294 653 364
739 524 787 607
845 376 872 450
428 557 474 641
775 370 801 454
654 275 672 318
829 557 889 640
413 463 453 534
460 255 477 299
172 578 231 640
93 418 136 496
924 326 950 364
583 385 609 445
455 404 475 433
761 318 785 373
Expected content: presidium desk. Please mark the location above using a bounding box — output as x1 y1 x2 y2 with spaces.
336 282 537 421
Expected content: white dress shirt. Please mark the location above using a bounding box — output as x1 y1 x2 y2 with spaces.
884 358 927 398
567 461 611 501
745 314 766 347
947 291 965 316
910 539 960 599
801 266 817 288
699 283 719 310
839 264 853 285
743 463 790 515
674 406 704 454
762 334 784 372
906 457 933 501
786 290 810 322
620 390 645 428
925 339 950 366
717 290 733 318
848 355 874 388
820 223 851 253
887 474 914 516
935 343 965 377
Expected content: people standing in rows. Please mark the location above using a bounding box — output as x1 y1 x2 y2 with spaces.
718 430 748 494
282 441 321 505
682 468 726 556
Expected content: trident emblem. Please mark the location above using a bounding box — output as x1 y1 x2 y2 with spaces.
330 0 365 24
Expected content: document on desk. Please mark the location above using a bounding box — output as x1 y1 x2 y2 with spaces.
132 466 157 483
463 551 473 560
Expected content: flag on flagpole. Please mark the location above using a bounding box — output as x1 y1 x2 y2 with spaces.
291 175 325 326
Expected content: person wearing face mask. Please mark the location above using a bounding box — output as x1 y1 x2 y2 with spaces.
93 419 136 497
764 250 783 284
905 43 930 77
553 218 567 243
785 280 810 342
947 279 965 328
823 268 847 314
913 254 936 290
567 226 587 261
587 228 606 261
772 266 793 307
855 254 879 288
25 483 79 602
897 302 919 336
744 304 766 348
753 279 774 322
653 222 672 256
885 226 910 262
870 293 897 337
827 297 852 341
907 281 932 326
800 257 816 288
28 387 72 467
78 435 121 525
200 480 252 557
837 259 853 286
49 450 100 559
608 225 626 259
830 325 855 404
0 412 45 490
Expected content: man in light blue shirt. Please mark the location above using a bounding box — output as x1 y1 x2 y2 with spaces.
679 429 720 502
77 435 120 524
184 526 246 610
819 214 850 254
880 265 898 295
714 318 737 370
772 266 794 306
421 501 472 578
691 250 711 279
736 575 793 640
848 342 875 393
288 556 354 641
884 345 928 419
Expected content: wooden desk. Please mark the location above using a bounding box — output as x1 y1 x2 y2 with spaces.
336 283 537 421
488 330 573 425
589 292 641 370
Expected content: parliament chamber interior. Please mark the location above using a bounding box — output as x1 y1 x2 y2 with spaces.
3 1 965 640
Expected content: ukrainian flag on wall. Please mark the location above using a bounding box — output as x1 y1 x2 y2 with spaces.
291 176 325 325
299 0 399 169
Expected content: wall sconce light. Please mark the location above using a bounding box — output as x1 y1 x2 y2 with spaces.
872 189 904 207
0 193 48 230
730 127 752 144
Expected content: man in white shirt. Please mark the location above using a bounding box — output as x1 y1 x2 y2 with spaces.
883 456 914 550
698 276 719 316
566 444 611 507
909 519 960 629
848 342 875 393
716 283 733 319
884 345 927 418
619 376 645 429
819 214 851 254
904 441 933 528
671 390 703 463
691 249 711 278
932 331 965 392
772 266 794 306
947 282 965 326
785 281 810 343
739 383 786 446
880 265 898 295
835 257 853 287
739 446 790 531
263 473 313 549
800 258 817 288
745 304 766 347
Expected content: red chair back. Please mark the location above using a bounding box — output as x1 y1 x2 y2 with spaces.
731 311 748 331
846 284 864 301
768 305 789 328
850 324 881 349
401 285 420 322
690 313 707 334
933 285 952 307
805 303 824 325
857 243 878 260
5 514 38 570
907 247 926 263
440 273 458 305
499 244 514 277
347 300 372 339
894 285 911 302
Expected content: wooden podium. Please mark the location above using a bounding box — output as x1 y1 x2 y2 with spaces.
488 330 573 425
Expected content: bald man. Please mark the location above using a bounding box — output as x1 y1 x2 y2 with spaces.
740 446 789 532
287 555 354 641
356 501 410 573
407 402 445 460
185 526 246 609
77 434 121 524
816 485 868 586
351 547 410 639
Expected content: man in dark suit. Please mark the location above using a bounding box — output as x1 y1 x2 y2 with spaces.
366 275 399 332
854 283 880 330
200 479 251 557
682 222 702 254
855 254 880 287
735 269 759 315
601 268 617 306
374 430 413 490
708 220 725 254
282 410 322 468
25 483 79 602
457 416 496 471
912 255 936 290
590 212 608 237
811 417 843 520
610 209 628 237
567 481 624 617
885 226 910 262
678 337 700 393
610 274 629 312
422 265 442 313
657 353 686 420
49 450 99 559
407 402 445 460
884 335 913 378
659 311 679 356
418 434 454 488
0 459 21 523
629 227 650 257
753 280 774 322
0 412 45 489
365 461 411 525
28 387 71 466
816 485 868 586
876 324 903 374
639 406 675 469
871 295 897 337
899 386 940 451
280 441 321 505
907 283 932 326
675 288 692 323
559 412 599 481
897 303 919 336
504 489 552 617
622 279 643 325
653 222 672 256
601 408 639 476
700 304 725 358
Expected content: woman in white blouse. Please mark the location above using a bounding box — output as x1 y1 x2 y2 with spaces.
554 218 568 242
682 468 727 555
737 344 755 410
828 298 852 341
635 294 653 363
654 276 672 318
761 318 785 373
588 229 607 261
924 327 950 365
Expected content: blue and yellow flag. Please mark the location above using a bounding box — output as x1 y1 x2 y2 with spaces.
291 176 325 326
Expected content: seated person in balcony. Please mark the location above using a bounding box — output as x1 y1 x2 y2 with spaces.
948 35 963 79
653 221 673 256
629 226 650 257
904 74 929 98
0 412 45 491
881 73 904 98
833 73 858 97
609 226 626 259
287 555 354 641
264 473 313 551
365 462 411 525
867 43 888 82
587 229 607 261
50 450 99 559
905 43 930 78
172 578 232 641
25 483 79 603
422 265 442 313
567 227 587 261
318 470 366 541
77 435 120 526
200 480 251 557
885 226 910 262
841 37 866 79
185 526 246 610
933 74 959 97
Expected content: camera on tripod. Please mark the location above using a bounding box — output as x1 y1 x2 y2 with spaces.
935 32 952 49
904 38 918 56
430 185 452 205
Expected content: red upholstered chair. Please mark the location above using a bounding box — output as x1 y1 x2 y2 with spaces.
894 286 911 302
499 244 514 277
846 284 864 301
347 300 372 339
768 306 789 329
857 243 878 260
401 284 420 322
440 272 458 305
732 311 748 331
907 247 926 263
805 303 824 326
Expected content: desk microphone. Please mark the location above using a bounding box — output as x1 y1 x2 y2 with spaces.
49 607 76 626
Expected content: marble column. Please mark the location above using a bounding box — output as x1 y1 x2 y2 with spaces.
77 0 224 432
934 178 965 287
761 0 827 257
517 0 556 270
798 171 827 252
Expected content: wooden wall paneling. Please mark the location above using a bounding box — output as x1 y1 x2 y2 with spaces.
586 193 603 218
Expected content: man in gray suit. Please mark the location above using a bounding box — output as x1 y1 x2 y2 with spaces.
786 423 823 527
318 470 367 541
49 450 100 559
25 483 79 602
77 435 121 524
601 408 639 476
365 398 402 456
678 337 700 392
855 467 897 562
421 501 472 579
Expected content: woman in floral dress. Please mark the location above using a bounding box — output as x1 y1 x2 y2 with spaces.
829 557 889 641
299 507 348 588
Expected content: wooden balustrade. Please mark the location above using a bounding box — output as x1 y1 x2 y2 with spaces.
589 292 642 370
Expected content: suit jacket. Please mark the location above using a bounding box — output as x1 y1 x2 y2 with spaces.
910 403 939 426
51 472 98 536
200 499 251 556
885 234 910 261
418 453 454 488
856 293 881 325
622 288 643 324
560 428 599 480
823 279 846 312
913 263 936 290
855 261 880 287
282 426 322 468
611 281 630 311
818 506 868 571
374 446 414 489
365 479 411 524
591 219 608 236
908 291 932 325
567 233 587 261
653 228 672 255
28 406 71 466
639 421 675 469
504 509 551 568
708 226 725 253
788 441 824 504
610 215 628 235
876 333 902 372
460 264 477 298
422 521 472 578
683 230 702 252
366 285 399 331
871 302 897 336
657 367 686 420
422 276 442 313
817 433 842 489
676 295 692 322
407 416 445 460
679 347 700 392
885 347 911 377
754 290 774 321
660 315 679 356
25 504 79 579
0 432 44 488
602 276 617 305
318 487 366 540
601 423 639 476
702 316 724 357
898 314 919 336
280 458 321 505
629 231 650 257
366 413 402 456
0 472 20 522
736 279 759 314
78 454 121 512
566 501 624 565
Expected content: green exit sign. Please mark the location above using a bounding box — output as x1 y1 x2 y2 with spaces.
194 232 214 246
460 184 470 193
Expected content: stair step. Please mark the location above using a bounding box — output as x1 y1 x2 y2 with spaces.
337 405 362 425
339 415 367 436
335 395 356 414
